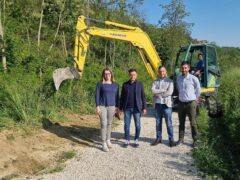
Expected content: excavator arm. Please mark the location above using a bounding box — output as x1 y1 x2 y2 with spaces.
53 15 161 90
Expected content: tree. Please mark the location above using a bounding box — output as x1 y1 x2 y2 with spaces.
159 0 192 72
0 10 7 72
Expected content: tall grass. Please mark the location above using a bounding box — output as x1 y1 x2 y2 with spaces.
193 68 240 179
0 68 95 127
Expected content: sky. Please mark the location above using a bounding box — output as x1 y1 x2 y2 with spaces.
139 0 240 47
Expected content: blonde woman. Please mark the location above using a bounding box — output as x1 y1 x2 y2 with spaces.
95 67 119 152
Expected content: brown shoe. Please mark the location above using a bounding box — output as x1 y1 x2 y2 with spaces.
151 139 162 146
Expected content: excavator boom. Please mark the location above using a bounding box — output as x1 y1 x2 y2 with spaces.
53 15 161 90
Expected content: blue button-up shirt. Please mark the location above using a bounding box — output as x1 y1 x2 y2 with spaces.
177 73 201 102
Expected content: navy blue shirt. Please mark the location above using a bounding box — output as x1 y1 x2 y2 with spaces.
95 82 119 107
196 60 204 71
126 81 136 108
120 80 146 112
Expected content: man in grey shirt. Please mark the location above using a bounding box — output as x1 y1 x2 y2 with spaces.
151 66 176 147
177 61 201 145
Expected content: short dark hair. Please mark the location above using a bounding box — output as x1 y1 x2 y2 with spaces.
181 61 190 66
128 68 137 73
158 65 167 71
198 53 203 57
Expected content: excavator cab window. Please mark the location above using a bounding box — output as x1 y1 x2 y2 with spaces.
206 45 220 88
174 46 204 77
174 44 220 90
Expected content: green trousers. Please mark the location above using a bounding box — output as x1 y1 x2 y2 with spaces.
178 100 198 142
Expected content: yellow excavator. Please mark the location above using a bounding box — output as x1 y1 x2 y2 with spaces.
53 15 222 117
53 15 161 90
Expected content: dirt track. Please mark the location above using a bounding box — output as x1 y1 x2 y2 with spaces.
34 109 200 180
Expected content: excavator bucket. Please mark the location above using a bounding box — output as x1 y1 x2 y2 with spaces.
53 67 80 90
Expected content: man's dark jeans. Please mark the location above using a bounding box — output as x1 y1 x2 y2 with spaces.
124 107 141 141
155 103 174 141
178 100 198 142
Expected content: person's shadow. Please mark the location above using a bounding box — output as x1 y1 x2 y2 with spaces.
41 118 102 150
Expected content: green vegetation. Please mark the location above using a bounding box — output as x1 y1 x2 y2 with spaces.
58 150 76 163
194 66 240 179
38 150 76 175
0 0 240 178
0 0 191 127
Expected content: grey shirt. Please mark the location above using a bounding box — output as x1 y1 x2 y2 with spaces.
177 73 201 102
152 77 173 108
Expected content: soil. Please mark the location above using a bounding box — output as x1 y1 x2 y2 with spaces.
32 110 200 180
0 114 100 179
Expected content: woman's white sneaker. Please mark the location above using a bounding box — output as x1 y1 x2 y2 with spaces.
102 142 109 152
106 140 113 149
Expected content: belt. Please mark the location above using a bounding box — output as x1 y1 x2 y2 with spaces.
179 100 194 105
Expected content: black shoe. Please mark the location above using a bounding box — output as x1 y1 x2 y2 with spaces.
133 140 139 148
151 139 162 146
133 143 139 148
123 143 128 148
169 141 177 147
192 139 198 147
177 140 184 146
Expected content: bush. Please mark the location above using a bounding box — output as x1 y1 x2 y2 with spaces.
193 68 240 179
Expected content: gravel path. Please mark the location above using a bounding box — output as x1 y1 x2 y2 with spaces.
35 108 200 180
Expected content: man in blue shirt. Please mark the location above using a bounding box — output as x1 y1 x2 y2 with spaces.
194 53 204 78
177 61 201 146
119 69 147 148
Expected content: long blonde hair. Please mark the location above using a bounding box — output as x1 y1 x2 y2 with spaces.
101 67 115 83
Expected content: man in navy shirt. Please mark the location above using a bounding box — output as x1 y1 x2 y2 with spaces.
194 53 204 78
119 69 147 147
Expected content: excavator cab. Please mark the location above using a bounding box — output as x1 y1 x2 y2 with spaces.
173 43 222 117
173 43 221 96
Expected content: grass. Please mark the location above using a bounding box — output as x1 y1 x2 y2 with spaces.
193 68 240 179
6 134 15 141
1 173 19 180
197 107 209 135
37 150 77 175
43 164 65 174
57 150 77 163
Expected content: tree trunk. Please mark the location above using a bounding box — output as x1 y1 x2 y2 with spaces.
61 31 68 58
109 41 112 67
37 0 44 48
104 42 107 66
48 0 65 53
112 41 115 68
0 11 7 72
128 44 132 66
26 27 31 50
45 1 65 62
